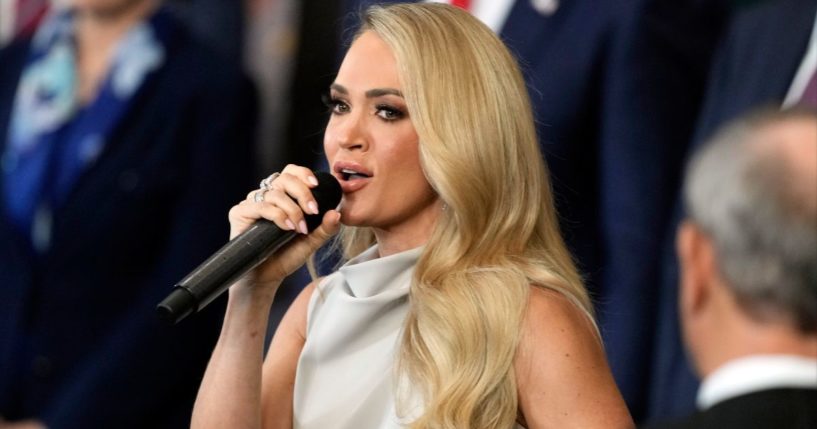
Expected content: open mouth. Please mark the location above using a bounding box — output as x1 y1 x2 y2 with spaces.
338 168 372 181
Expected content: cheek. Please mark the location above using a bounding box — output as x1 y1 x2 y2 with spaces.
323 128 339 163
382 140 422 179
382 124 420 162
382 138 432 197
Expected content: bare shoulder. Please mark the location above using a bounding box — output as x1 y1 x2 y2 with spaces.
260 278 322 429
519 287 599 351
272 278 322 343
515 286 633 429
516 286 603 384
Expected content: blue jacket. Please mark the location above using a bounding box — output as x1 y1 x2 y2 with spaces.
0 13 257 428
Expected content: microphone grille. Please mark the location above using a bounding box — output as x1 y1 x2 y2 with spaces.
304 172 342 231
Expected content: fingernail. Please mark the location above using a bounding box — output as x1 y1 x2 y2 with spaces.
299 220 308 234
308 201 318 214
285 219 296 230
308 176 319 187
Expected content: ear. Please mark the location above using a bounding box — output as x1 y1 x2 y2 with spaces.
677 221 715 317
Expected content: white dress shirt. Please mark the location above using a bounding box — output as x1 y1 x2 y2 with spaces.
697 355 817 410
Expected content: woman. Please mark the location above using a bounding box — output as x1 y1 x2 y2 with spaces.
0 0 255 427
192 3 632 428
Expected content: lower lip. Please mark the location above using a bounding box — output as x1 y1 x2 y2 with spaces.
339 177 371 193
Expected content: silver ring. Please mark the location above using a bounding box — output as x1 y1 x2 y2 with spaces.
253 189 267 203
259 172 281 191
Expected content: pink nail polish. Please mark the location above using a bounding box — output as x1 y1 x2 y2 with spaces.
308 201 318 214
299 220 308 234
308 176 319 186
285 219 296 230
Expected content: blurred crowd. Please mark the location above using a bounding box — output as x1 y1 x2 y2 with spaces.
0 0 814 428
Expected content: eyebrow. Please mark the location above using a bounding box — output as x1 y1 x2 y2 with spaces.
330 83 403 98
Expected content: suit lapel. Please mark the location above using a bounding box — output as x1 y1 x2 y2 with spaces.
735 0 816 103
762 0 817 99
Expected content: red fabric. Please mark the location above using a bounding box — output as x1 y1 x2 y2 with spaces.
451 0 471 11
15 0 49 38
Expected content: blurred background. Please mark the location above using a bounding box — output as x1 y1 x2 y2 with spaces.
0 0 814 427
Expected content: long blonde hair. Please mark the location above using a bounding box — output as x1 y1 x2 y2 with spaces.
335 4 594 428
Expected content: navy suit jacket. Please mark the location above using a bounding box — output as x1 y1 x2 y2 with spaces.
648 0 817 421
341 0 725 421
0 13 257 428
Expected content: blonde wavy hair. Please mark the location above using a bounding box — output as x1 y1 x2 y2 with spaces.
332 4 594 428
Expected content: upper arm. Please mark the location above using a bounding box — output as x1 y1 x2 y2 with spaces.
260 281 318 429
515 287 634 429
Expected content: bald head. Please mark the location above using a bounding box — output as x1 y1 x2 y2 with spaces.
684 107 817 332
752 116 817 222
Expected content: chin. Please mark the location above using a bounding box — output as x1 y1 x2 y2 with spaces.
337 206 368 227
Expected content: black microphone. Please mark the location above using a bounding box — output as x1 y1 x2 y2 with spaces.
156 172 342 324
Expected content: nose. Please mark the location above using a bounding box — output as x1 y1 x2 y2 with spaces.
330 111 368 152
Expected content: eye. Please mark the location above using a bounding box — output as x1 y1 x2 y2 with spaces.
321 93 350 115
375 104 405 121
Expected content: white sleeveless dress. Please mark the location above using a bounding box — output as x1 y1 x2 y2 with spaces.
292 245 526 429
293 245 420 428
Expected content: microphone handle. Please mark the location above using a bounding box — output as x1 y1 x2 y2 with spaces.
157 220 296 324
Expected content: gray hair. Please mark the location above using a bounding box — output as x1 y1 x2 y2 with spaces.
683 107 817 332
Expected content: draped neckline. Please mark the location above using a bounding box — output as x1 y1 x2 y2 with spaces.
337 245 423 298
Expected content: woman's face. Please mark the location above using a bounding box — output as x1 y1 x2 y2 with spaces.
324 31 439 241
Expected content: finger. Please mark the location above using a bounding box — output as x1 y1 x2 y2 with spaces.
302 210 342 250
272 172 320 215
228 200 296 239
246 189 259 201
281 164 320 188
230 199 267 225
265 189 309 233
250 210 341 282
255 203 299 232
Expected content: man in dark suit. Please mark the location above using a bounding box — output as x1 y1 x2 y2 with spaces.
648 0 817 419
642 107 817 429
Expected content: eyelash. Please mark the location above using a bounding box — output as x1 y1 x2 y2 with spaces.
374 104 405 121
321 93 349 114
321 94 406 122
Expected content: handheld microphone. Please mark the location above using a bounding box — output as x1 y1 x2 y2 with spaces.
156 172 342 324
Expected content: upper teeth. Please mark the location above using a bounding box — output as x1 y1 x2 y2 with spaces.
341 168 359 175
